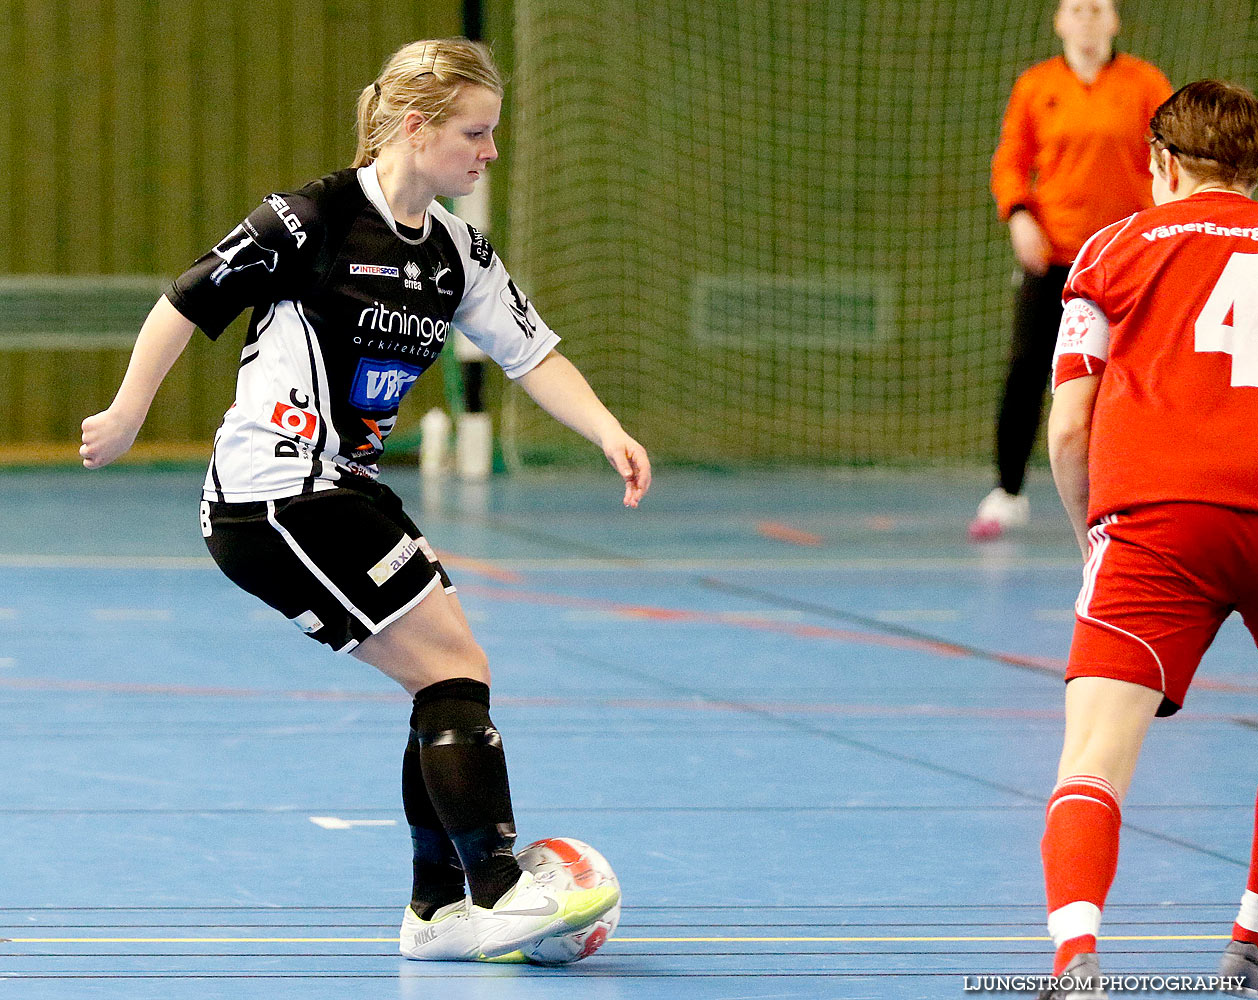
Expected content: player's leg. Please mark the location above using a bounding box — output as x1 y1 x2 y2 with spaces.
203 493 479 955
1221 784 1258 995
1043 677 1162 976
973 265 1068 539
353 590 619 959
351 591 519 909
1041 505 1236 995
1220 591 1258 993
203 488 615 958
997 264 1067 496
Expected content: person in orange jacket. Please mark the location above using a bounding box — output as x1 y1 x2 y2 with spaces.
969 0 1170 540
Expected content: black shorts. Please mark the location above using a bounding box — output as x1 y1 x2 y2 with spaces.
202 481 454 653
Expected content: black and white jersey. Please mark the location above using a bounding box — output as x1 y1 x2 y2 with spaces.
169 163 559 503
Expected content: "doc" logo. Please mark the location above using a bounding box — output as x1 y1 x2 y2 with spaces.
271 401 317 439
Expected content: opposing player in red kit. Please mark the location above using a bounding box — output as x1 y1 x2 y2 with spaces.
1038 80 1258 999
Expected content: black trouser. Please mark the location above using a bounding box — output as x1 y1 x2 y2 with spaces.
994 264 1070 496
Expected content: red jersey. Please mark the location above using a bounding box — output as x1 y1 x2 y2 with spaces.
1053 190 1258 522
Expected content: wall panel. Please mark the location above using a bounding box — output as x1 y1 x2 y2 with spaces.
0 0 464 452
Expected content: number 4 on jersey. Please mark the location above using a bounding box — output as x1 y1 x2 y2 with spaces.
1196 252 1258 386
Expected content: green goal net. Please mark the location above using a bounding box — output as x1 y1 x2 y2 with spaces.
500 0 1257 467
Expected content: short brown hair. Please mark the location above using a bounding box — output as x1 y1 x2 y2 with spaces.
1149 80 1258 190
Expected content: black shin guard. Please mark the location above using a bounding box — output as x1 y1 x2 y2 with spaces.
402 734 465 918
411 678 522 908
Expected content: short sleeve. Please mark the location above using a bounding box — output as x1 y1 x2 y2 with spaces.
167 192 322 339
436 207 561 378
1052 296 1110 389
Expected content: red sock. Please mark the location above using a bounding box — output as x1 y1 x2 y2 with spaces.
1232 788 1258 945
1041 775 1121 975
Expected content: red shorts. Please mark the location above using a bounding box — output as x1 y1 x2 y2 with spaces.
1069 503 1258 715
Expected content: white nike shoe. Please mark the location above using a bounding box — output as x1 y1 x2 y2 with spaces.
472 869 620 959
969 487 1030 540
399 899 480 961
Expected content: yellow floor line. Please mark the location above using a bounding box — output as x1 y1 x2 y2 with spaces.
1 933 1233 945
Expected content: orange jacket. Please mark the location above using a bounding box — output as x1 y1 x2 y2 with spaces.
991 53 1172 265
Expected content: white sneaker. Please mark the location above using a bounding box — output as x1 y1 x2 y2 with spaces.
472 869 620 959
399 899 480 961
969 487 1029 540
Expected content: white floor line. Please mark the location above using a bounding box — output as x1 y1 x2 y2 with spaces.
90 608 174 622
0 552 1082 572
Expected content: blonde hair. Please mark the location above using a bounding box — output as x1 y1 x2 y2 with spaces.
352 38 503 168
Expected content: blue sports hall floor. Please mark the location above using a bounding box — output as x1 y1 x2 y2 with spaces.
2 462 1255 999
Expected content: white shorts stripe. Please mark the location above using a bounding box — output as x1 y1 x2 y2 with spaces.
1076 515 1118 616
1076 610 1168 695
1072 513 1168 695
266 500 377 634
375 574 441 633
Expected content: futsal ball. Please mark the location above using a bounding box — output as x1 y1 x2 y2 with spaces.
516 837 621 964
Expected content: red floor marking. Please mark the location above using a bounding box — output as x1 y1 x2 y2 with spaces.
755 520 825 547
432 551 524 584
460 583 972 659
4 673 1255 717
0 677 407 700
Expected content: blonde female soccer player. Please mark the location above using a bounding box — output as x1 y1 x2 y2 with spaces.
80 38 649 962
1039 80 1258 999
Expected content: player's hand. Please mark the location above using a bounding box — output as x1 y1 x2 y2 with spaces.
1009 210 1051 276
601 431 651 508
80 408 141 469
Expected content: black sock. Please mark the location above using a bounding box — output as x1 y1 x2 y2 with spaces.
402 734 465 918
411 678 522 908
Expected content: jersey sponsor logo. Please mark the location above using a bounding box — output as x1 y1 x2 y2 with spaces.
501 277 538 338
360 418 386 453
368 534 421 586
1141 222 1258 243
271 401 318 439
430 263 454 295
467 223 494 268
292 610 324 634
264 193 307 248
210 220 280 286
349 357 422 410
350 263 400 277
403 260 423 291
274 439 317 459
357 301 449 346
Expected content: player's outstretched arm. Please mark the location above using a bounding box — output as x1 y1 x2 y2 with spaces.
1047 374 1100 556
515 350 651 507
80 295 197 469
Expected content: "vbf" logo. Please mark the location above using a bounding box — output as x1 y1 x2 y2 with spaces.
349 358 423 411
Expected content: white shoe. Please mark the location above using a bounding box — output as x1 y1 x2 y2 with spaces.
472 869 620 959
969 487 1029 540
399 899 480 961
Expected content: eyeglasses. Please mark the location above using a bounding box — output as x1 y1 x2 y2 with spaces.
1149 130 1217 162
